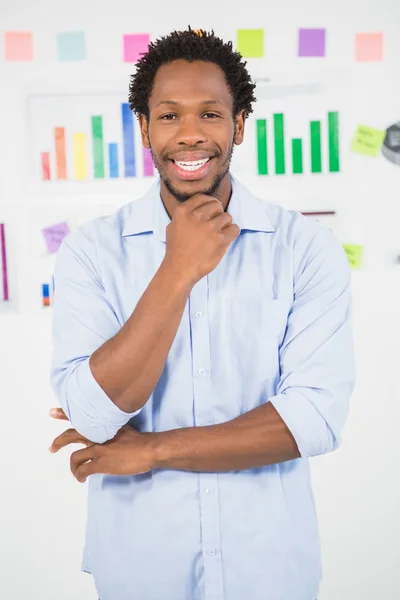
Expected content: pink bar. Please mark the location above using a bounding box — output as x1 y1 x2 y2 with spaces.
0 223 9 301
41 152 51 180
143 147 154 176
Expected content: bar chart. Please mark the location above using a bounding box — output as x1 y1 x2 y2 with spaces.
255 111 340 176
29 94 155 182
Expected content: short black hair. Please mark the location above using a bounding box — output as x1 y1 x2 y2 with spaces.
128 26 257 121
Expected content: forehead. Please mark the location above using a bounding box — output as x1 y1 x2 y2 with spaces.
149 60 233 110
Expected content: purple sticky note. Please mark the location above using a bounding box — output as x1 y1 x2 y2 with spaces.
42 222 70 254
298 28 326 57
123 34 150 63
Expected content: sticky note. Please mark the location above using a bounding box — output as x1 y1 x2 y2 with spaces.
123 34 150 63
351 124 386 157
343 244 363 269
237 29 264 58
57 31 86 61
355 32 383 62
298 28 326 57
42 223 70 254
4 31 33 61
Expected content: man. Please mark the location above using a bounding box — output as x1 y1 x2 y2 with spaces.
49 27 355 600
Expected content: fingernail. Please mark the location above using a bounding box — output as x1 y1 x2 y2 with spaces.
48 446 53 452
49 409 58 416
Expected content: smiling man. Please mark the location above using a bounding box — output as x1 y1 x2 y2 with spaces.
49 27 355 600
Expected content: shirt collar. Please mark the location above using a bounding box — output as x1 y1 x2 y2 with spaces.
121 175 275 242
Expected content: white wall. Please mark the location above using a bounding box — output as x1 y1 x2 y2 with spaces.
1 0 400 599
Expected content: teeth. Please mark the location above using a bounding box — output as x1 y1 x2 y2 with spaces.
175 158 210 171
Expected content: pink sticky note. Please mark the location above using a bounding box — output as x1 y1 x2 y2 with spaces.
355 32 384 62
42 222 70 254
4 31 34 61
123 34 150 63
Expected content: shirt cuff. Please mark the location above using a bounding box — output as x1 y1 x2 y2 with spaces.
76 359 142 439
269 389 333 458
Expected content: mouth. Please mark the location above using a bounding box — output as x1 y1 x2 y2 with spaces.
170 157 213 181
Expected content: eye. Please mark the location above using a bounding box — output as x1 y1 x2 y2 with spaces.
160 113 177 120
202 113 220 119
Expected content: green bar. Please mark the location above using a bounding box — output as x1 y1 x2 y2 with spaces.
310 121 322 173
256 119 268 175
274 113 285 174
292 139 303 174
328 111 340 172
92 116 105 178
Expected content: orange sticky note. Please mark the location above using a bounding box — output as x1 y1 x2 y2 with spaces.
355 32 383 62
4 31 33 61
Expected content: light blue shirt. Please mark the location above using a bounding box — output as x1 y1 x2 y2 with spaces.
50 175 355 600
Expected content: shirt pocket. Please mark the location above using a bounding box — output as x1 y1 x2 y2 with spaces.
229 296 285 377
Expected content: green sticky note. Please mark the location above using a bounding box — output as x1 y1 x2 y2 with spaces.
343 244 363 269
350 124 385 157
237 29 264 58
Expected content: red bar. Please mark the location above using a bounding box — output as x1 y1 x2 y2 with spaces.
0 223 9 301
41 152 51 180
55 127 67 180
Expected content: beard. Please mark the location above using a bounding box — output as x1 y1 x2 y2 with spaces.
149 137 235 203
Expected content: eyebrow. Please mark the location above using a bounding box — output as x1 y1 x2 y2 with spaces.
154 99 225 109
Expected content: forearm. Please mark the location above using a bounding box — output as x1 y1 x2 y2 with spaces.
152 402 300 472
90 261 193 413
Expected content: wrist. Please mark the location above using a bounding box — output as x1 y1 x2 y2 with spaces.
149 431 171 469
159 259 196 293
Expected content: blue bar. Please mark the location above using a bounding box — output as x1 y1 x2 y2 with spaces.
42 283 50 307
122 103 136 177
108 143 119 178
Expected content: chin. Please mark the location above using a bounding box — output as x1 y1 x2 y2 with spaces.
166 178 216 202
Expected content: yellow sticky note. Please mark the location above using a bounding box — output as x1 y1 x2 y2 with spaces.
237 29 264 58
351 124 386 157
343 244 363 269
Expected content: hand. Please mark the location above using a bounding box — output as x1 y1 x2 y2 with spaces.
49 408 156 483
163 194 240 286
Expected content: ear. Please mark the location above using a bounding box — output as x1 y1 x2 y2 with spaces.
138 114 150 149
234 110 246 146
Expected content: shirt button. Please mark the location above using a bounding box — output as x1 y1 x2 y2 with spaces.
208 549 217 556
195 311 203 318
198 368 205 376
205 488 214 495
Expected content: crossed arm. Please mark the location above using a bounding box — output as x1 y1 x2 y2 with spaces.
49 225 354 482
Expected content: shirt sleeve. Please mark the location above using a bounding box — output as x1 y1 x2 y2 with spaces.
269 219 356 458
49 227 142 444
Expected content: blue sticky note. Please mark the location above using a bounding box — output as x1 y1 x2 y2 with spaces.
57 31 86 61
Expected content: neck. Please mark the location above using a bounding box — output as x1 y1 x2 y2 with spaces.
160 172 232 219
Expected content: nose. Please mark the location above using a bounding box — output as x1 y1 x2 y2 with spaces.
174 116 208 146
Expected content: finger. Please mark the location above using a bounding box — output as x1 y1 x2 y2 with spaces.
185 194 222 213
70 446 99 480
49 408 69 421
49 428 93 453
193 199 224 221
75 457 103 483
211 212 233 231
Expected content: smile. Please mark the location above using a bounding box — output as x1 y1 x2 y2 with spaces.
173 158 211 171
170 157 213 180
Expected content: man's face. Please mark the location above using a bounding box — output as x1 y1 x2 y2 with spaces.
139 60 245 202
